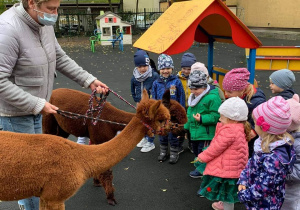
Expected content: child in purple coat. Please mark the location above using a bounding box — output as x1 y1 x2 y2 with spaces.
238 96 296 210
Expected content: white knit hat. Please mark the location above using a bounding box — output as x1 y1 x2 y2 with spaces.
191 62 208 77
218 97 248 121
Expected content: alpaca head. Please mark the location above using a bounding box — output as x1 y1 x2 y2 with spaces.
162 89 187 136
136 90 170 136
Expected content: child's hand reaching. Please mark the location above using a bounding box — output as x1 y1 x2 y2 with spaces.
238 184 246 191
193 113 201 122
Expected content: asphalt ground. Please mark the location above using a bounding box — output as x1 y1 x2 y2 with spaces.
1 36 300 210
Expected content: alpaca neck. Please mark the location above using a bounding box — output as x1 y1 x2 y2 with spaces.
84 116 148 177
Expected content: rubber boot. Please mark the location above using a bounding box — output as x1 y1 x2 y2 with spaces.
169 146 179 164
158 144 168 162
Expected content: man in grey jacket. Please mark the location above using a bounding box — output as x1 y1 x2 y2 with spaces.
0 0 108 209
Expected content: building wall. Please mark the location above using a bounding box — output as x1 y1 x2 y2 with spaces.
228 0 300 28
123 0 160 11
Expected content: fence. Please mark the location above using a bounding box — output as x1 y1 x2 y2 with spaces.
55 9 164 37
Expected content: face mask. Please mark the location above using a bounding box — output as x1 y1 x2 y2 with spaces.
34 8 58 26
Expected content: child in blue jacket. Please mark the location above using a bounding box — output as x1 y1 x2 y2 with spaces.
152 54 185 164
131 50 159 152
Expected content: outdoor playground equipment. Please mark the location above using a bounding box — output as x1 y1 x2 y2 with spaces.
133 0 262 89
246 46 300 71
90 28 124 53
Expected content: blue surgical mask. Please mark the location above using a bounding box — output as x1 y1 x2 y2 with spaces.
34 9 58 26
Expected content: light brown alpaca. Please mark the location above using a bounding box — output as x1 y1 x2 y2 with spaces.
0 90 170 210
42 88 187 205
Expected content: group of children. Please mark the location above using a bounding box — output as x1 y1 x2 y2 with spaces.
131 49 299 210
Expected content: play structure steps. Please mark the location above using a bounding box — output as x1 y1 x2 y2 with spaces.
246 46 300 71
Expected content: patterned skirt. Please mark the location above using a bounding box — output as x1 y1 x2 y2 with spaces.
199 175 239 203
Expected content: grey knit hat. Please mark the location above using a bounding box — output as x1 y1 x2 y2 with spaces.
188 70 207 89
269 69 296 90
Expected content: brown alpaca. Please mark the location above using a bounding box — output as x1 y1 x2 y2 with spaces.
42 88 187 205
0 90 170 210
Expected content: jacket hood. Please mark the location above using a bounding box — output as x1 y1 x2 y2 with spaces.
278 89 296 100
254 136 296 172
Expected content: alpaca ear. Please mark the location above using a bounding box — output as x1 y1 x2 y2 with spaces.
162 89 171 109
149 100 162 120
141 89 149 102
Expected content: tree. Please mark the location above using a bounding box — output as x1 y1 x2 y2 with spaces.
135 0 139 28
108 0 113 12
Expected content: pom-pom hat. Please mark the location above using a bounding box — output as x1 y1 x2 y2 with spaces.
253 96 292 135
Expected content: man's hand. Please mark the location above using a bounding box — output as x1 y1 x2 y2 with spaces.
238 184 246 191
41 102 58 114
90 79 109 94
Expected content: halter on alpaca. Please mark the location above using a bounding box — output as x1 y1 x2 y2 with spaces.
0 90 170 210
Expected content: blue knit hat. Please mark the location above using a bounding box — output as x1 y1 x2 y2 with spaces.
270 69 296 90
181 53 196 68
134 50 150 67
158 54 174 70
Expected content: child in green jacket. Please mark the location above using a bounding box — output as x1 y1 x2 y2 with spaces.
184 70 221 179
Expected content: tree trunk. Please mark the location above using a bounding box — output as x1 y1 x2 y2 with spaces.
108 0 113 12
135 0 139 28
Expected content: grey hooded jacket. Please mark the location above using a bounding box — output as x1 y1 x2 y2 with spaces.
0 3 96 116
282 131 300 210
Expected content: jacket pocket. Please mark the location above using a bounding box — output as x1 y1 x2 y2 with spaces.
15 76 44 87
15 76 44 96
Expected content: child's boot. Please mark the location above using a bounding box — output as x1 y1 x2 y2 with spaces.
158 144 168 162
169 146 179 164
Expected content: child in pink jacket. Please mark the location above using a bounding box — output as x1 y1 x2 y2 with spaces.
196 97 251 210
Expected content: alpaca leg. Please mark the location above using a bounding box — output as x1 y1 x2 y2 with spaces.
42 113 58 135
96 169 116 206
57 126 70 138
39 199 65 210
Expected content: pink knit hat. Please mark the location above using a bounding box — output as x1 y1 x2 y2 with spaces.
191 62 208 76
222 68 250 91
287 94 300 131
253 96 292 135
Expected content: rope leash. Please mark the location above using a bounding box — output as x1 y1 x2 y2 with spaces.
56 110 127 126
84 90 109 125
56 88 184 134
108 88 137 110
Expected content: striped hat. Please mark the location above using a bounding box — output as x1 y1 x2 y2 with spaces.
253 96 292 135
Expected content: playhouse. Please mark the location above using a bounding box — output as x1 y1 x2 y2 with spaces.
95 11 132 46
134 0 262 88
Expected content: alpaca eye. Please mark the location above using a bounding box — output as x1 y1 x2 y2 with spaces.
158 120 164 124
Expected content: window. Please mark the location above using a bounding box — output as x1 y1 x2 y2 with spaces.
123 26 131 35
102 27 111 36
108 18 113 23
